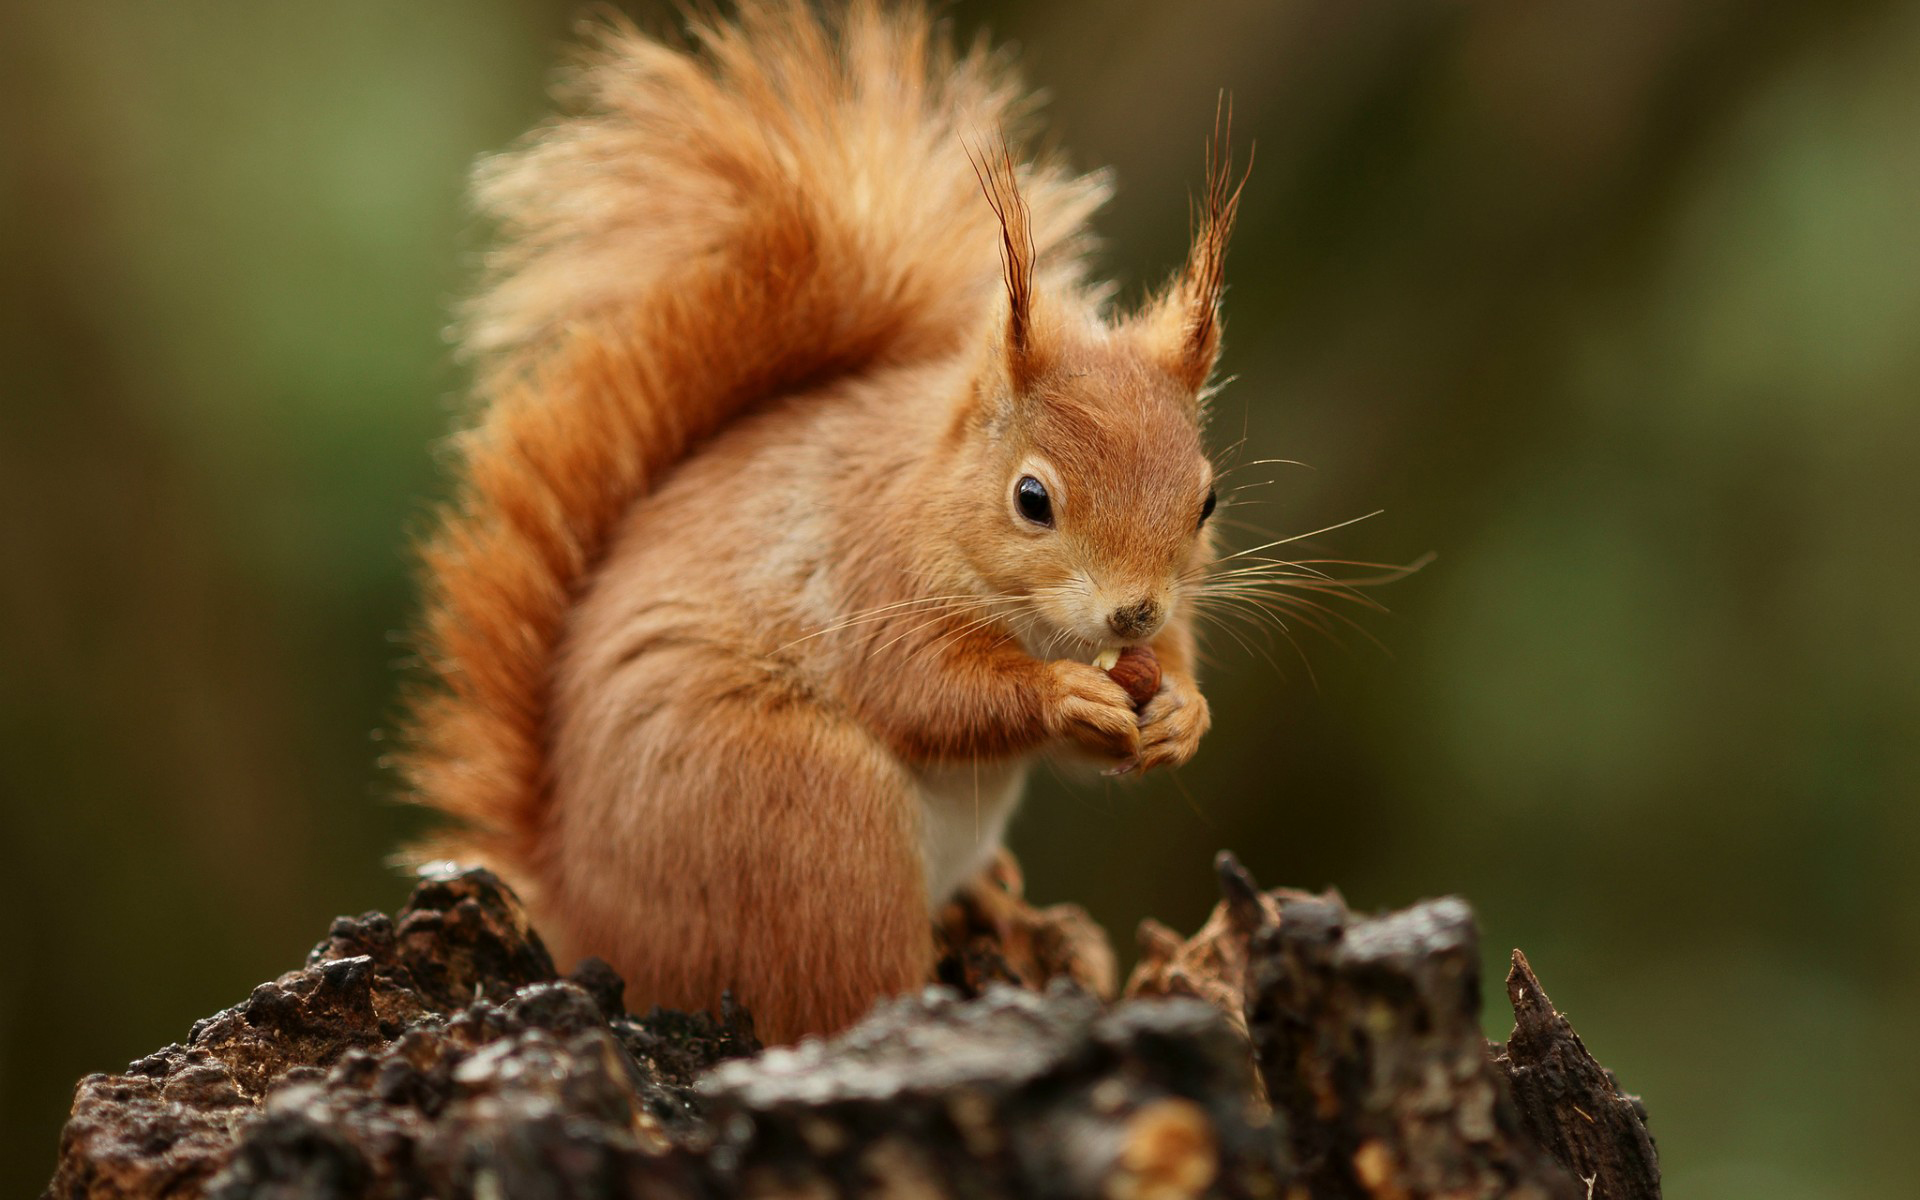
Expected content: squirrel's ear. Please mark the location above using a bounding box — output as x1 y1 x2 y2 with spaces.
972 137 1045 392
1140 101 1246 395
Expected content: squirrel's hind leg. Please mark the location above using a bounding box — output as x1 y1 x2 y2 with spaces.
542 676 934 1045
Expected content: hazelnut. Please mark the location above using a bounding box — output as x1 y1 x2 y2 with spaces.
1106 646 1162 710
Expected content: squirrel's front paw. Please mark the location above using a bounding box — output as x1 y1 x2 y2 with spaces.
1044 660 1141 761
1129 672 1211 773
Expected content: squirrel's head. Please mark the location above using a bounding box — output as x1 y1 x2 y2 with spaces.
946 137 1241 661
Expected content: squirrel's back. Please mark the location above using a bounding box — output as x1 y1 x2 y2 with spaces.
403 1 1109 876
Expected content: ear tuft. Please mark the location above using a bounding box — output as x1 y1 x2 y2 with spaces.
969 134 1039 389
1187 97 1245 377
1146 97 1249 394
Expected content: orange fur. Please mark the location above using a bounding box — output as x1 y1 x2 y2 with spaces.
403 0 1235 1044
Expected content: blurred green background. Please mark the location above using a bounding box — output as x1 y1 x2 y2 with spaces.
3 1 1916 1194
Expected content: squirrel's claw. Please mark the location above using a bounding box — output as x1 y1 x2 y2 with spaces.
1131 674 1211 773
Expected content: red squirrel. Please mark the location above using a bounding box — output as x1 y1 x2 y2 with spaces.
402 0 1240 1044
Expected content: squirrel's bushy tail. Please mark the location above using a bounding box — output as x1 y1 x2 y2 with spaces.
402 0 1108 876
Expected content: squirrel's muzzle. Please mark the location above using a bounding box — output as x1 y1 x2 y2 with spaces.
1107 599 1164 640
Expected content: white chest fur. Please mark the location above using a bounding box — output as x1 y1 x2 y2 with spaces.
913 759 1029 904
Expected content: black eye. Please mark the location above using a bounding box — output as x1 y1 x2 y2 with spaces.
1014 475 1053 527
1199 488 1217 528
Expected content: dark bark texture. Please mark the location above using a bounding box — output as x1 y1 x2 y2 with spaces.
1492 951 1663 1200
46 858 1659 1199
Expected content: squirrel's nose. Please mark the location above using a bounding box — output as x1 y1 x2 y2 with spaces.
1107 599 1164 640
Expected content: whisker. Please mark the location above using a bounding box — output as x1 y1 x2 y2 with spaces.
1202 578 1388 616
1199 566 1378 607
1188 596 1298 683
1189 592 1330 685
908 610 1011 667
1216 456 1315 475
1212 510 1386 563
773 593 981 652
1205 574 1391 616
1194 604 1282 674
1209 588 1391 656
1196 588 1349 646
867 601 996 659
1287 552 1436 585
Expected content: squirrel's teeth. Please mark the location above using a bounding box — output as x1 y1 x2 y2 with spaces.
1092 648 1121 671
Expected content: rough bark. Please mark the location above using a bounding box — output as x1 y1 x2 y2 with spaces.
934 848 1119 1002
1233 862 1579 1199
1491 951 1661 1199
46 857 1659 1199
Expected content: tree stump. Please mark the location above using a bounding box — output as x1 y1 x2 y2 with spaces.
45 857 1659 1199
